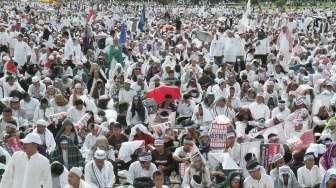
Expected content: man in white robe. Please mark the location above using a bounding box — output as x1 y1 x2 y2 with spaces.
13 34 29 67
271 99 291 120
66 167 92 188
297 153 322 187
0 133 52 188
20 93 40 122
128 152 157 184
63 31 74 61
248 94 270 121
33 119 56 153
84 150 115 188
28 76 47 99
243 160 274 188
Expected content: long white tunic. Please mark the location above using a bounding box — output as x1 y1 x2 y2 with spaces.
20 98 40 121
13 41 29 67
0 151 52 188
243 173 274 188
64 38 74 61
297 165 321 187
127 161 157 184
248 102 270 120
65 180 93 188
84 160 115 188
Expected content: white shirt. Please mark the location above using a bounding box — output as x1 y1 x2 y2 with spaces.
13 41 29 66
128 161 157 184
243 173 274 188
33 106 55 122
255 38 270 55
64 38 74 61
271 107 291 120
249 102 270 120
65 179 93 188
209 38 225 57
297 165 321 187
177 101 196 118
20 98 40 121
28 82 47 99
82 133 97 151
118 89 137 104
67 106 86 122
33 128 56 152
210 85 228 99
224 37 239 62
0 151 52 188
0 32 9 45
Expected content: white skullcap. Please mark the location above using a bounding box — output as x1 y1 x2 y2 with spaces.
94 149 106 160
36 119 48 127
69 167 83 178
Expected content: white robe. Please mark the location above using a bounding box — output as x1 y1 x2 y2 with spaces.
243 173 274 188
297 165 321 187
127 161 157 184
20 98 40 121
33 128 56 152
0 151 52 188
13 41 29 67
248 102 270 120
84 160 115 188
65 180 93 188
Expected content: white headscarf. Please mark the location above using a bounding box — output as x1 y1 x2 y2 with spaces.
129 124 154 140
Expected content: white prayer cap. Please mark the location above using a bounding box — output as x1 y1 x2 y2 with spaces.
48 55 55 60
303 152 315 161
32 76 39 83
154 139 164 146
43 77 52 83
279 165 291 175
69 167 83 178
2 56 10 61
94 149 106 160
138 152 152 162
20 132 42 145
36 119 48 127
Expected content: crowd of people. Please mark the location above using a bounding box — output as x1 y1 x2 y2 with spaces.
0 0 335 188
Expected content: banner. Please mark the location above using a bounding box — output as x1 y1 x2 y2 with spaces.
151 121 171 138
249 123 285 143
290 129 315 152
209 115 232 149
209 123 228 149
261 143 281 170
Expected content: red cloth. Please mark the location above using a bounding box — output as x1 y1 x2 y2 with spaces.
133 134 154 146
293 129 314 152
4 61 17 73
6 136 23 154
87 8 95 25
146 85 181 104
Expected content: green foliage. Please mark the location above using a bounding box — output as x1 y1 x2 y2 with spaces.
275 0 287 7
